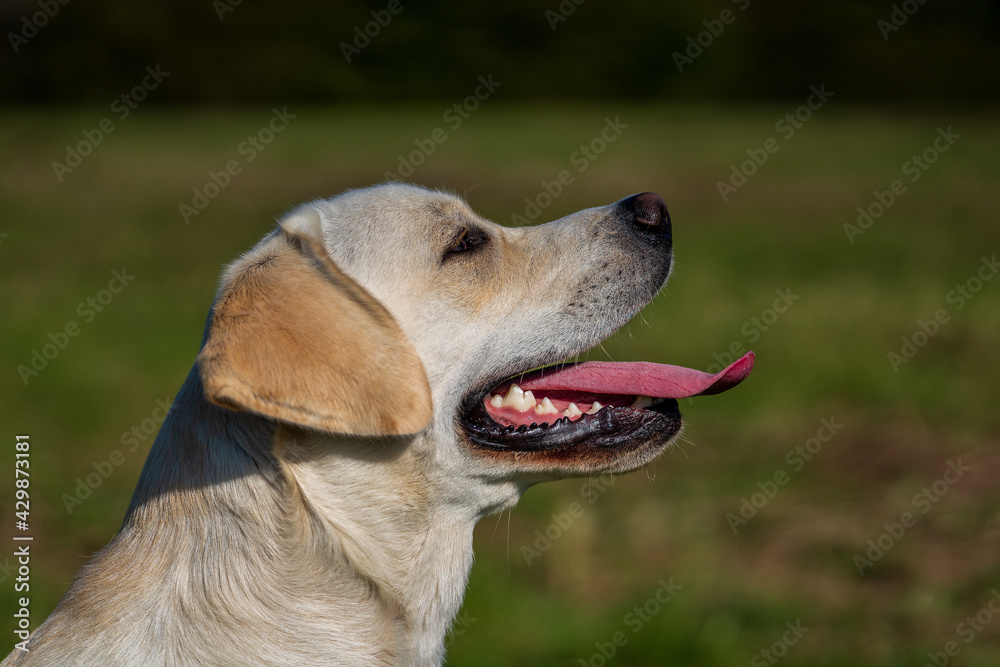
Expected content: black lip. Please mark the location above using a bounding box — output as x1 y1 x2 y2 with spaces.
460 397 681 453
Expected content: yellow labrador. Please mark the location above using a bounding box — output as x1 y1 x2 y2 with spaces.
5 184 752 666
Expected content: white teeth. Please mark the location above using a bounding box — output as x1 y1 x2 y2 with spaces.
500 384 523 408
523 390 537 410
534 397 559 415
492 386 606 418
500 384 536 411
630 396 654 409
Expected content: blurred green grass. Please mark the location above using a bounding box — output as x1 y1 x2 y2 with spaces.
1 105 999 665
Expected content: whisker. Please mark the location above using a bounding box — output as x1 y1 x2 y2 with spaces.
678 434 699 448
491 508 505 543
506 509 512 573
441 167 457 189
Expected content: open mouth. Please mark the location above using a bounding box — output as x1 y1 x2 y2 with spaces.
461 352 755 453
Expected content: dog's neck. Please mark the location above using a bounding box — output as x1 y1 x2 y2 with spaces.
116 367 492 665
274 425 484 664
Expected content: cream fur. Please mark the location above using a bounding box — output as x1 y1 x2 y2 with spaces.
4 183 678 666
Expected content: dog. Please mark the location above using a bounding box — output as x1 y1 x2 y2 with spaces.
4 183 752 666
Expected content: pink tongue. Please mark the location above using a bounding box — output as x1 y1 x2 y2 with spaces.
518 351 754 399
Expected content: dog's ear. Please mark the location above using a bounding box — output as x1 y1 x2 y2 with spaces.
197 207 433 437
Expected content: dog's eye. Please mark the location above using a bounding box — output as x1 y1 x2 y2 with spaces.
445 228 486 258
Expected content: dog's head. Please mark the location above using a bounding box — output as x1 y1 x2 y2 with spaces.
197 183 751 502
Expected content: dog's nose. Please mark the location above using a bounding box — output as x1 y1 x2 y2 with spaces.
624 192 669 232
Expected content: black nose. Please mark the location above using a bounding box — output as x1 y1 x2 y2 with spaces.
622 192 671 239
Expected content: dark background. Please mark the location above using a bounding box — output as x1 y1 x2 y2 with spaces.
3 0 1000 105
